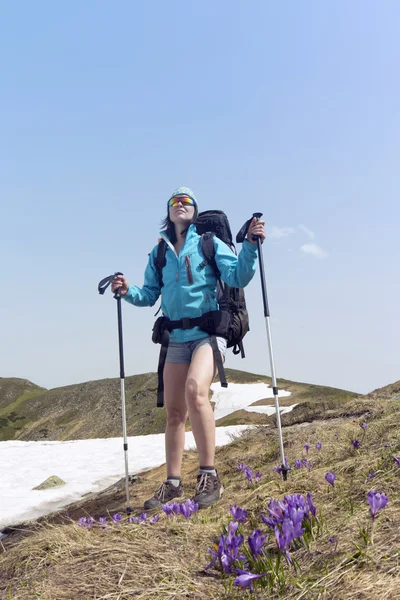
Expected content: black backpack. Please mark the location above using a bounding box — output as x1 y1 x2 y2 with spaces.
156 210 249 356
152 211 250 406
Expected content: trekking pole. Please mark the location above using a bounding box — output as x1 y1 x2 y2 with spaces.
236 215 288 481
98 272 132 512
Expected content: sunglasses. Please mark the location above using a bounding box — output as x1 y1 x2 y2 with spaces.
168 196 195 207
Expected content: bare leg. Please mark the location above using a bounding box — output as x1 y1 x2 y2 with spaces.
185 344 216 467
163 362 189 477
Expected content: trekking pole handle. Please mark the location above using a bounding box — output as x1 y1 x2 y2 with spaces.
98 272 124 297
113 272 124 300
252 212 264 242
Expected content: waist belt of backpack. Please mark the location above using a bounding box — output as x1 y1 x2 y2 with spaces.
156 313 228 408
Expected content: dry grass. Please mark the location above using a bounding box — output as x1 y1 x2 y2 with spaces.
1 393 400 599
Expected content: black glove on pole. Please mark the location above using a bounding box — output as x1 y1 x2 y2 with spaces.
98 272 132 512
236 214 288 481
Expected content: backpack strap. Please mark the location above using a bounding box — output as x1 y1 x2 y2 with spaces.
232 340 245 358
156 327 171 407
155 239 167 287
199 232 229 393
200 232 221 280
209 335 228 389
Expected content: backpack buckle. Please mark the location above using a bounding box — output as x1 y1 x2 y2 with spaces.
181 318 192 330
206 315 215 329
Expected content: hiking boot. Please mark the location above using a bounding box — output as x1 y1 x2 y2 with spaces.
143 480 184 510
192 471 224 508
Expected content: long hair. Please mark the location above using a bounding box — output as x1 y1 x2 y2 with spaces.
160 206 198 244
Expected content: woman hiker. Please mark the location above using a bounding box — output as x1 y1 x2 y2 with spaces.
112 187 266 509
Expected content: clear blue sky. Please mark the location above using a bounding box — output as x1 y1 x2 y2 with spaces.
1 1 399 394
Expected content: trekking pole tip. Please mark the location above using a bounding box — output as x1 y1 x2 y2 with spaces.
281 465 290 481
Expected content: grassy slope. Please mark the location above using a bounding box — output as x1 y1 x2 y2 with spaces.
0 378 46 440
1 384 400 599
0 373 164 442
216 371 360 428
0 369 359 442
0 378 45 411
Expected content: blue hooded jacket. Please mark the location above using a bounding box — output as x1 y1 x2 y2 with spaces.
124 223 258 343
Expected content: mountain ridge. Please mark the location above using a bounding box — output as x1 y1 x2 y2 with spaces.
0 370 364 442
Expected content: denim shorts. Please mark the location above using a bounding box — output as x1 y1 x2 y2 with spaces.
165 336 227 364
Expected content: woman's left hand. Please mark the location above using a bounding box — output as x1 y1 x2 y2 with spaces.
246 217 266 244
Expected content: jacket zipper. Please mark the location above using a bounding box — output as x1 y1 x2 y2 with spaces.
185 255 193 284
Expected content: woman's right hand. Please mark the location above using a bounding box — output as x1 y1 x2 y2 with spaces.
111 274 129 296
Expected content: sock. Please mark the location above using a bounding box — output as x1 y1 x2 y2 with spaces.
199 466 217 477
166 476 181 488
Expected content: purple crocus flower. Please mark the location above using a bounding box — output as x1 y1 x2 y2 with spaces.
162 502 180 516
367 471 376 479
237 463 249 473
230 504 247 523
77 517 87 527
162 503 174 515
302 458 312 471
237 463 261 484
325 472 337 487
206 521 246 573
304 444 310 454
328 536 336 544
393 456 400 467
351 440 361 449
295 459 302 469
226 521 240 540
261 514 276 528
360 422 368 430
234 570 267 592
316 442 322 451
306 492 317 518
274 521 293 563
226 522 245 556
127 514 147 525
247 529 267 557
226 535 245 561
273 465 282 475
206 535 233 573
113 513 122 523
179 501 191 519
149 515 160 523
288 506 305 531
266 499 287 525
243 467 262 485
244 469 253 483
129 516 140 523
98 516 107 529
368 491 389 522
179 499 198 519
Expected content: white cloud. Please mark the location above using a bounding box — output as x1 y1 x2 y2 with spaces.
268 226 295 239
298 225 315 240
300 243 328 259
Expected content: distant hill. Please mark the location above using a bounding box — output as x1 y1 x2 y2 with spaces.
0 369 361 442
368 379 400 400
214 376 361 428
0 378 47 439
0 378 45 411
